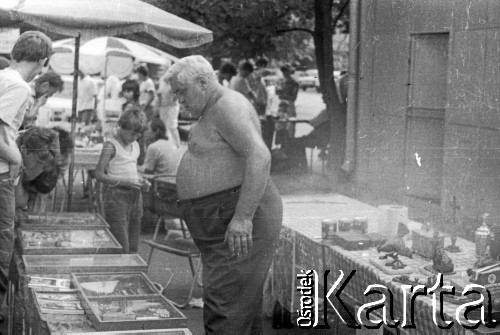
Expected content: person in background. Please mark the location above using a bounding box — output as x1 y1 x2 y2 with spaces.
96 74 123 122
136 64 156 120
121 79 141 112
282 106 331 172
338 70 348 104
229 61 256 102
157 72 181 148
276 64 299 142
0 56 10 70
249 58 269 116
0 31 52 317
22 71 64 129
139 119 182 235
102 74 122 100
277 65 298 113
165 55 282 334
140 118 181 176
218 62 237 87
15 127 73 214
274 100 294 147
250 58 274 150
95 107 150 254
121 78 146 164
51 126 74 172
77 70 98 125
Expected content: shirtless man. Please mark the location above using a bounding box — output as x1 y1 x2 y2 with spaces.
165 55 282 334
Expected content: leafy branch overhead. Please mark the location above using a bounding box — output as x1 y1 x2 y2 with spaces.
144 0 349 62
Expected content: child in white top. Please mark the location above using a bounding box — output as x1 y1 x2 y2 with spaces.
95 107 150 253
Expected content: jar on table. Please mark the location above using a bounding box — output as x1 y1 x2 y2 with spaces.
338 218 353 232
353 216 368 234
322 219 337 239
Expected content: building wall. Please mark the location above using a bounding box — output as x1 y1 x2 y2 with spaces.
354 0 500 224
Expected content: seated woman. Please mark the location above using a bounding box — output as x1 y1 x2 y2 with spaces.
140 119 183 236
141 118 181 176
274 107 331 173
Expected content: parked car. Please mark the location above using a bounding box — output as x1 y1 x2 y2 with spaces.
297 69 318 91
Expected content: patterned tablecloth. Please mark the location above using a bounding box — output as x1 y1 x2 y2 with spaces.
272 193 482 335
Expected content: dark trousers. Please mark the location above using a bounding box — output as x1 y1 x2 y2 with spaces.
284 123 330 170
0 180 15 304
180 181 282 335
260 117 275 151
104 187 143 253
178 127 190 142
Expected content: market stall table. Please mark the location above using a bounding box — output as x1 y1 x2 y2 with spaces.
272 193 487 334
55 147 102 212
8 211 189 334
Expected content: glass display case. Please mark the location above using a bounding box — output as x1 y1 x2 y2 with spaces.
73 273 157 297
72 272 187 331
19 228 122 255
20 212 109 229
23 254 148 274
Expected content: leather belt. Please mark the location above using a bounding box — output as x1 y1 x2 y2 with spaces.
178 186 241 207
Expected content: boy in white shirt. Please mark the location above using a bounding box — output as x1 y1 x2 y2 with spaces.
95 107 150 253
0 30 52 314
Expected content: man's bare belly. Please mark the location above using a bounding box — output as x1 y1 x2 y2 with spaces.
176 150 244 200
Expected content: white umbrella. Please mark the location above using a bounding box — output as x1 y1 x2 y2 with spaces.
0 0 213 48
50 37 178 78
0 0 212 210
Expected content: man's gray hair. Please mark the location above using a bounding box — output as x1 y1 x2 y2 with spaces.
165 55 217 84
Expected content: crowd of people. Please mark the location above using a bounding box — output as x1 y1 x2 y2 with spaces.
0 31 185 322
0 29 340 334
216 58 341 173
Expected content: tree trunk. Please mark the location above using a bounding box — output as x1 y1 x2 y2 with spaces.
313 0 346 179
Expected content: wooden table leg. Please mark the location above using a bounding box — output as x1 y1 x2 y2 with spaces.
87 170 96 212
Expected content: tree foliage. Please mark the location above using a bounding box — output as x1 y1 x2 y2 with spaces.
145 0 347 64
145 0 350 173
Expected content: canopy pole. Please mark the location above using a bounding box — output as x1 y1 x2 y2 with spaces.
103 55 108 120
67 33 81 211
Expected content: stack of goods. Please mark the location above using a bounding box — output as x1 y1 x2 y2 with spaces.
33 291 84 315
28 276 73 292
412 226 444 259
322 217 373 250
75 124 104 149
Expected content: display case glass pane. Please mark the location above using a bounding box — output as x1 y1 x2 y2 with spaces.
74 273 157 297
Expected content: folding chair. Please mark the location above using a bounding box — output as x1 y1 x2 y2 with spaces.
141 174 202 308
